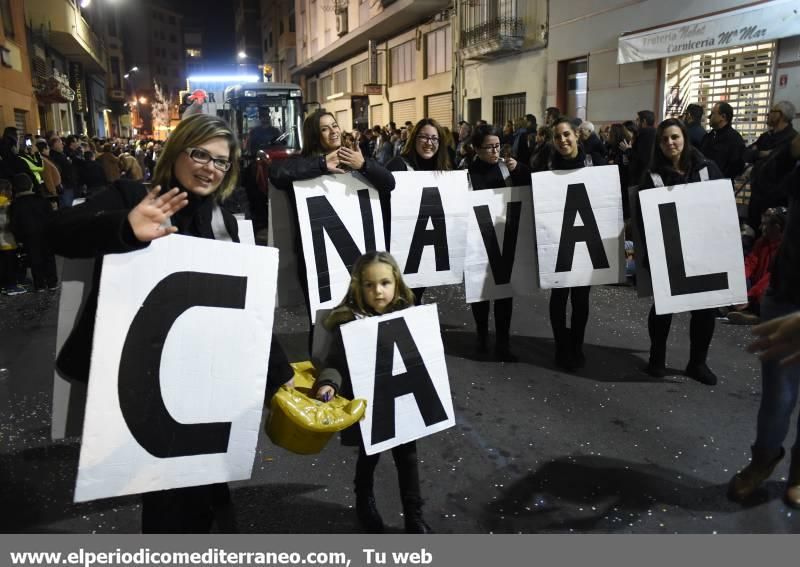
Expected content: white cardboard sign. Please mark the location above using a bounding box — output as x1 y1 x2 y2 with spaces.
389 171 470 288
74 235 278 502
639 179 747 314
464 186 538 302
532 166 625 288
340 304 455 455
293 174 386 323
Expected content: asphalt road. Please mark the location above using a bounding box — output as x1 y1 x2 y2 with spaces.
1 269 799 534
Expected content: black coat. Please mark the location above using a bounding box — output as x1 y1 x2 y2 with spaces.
9 191 52 238
770 167 800 305
636 149 724 267
48 149 77 189
468 157 531 190
47 178 292 391
630 126 656 186
270 154 396 248
700 124 745 180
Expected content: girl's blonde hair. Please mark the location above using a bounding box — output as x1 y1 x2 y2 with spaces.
338 251 415 316
152 113 241 201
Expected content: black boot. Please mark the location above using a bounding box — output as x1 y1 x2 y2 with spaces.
553 328 576 371
645 344 666 378
494 335 518 363
571 328 586 369
355 491 384 534
685 361 718 386
402 497 433 534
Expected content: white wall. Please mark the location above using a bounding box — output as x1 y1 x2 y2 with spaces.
463 50 547 123
775 36 800 117
546 0 763 123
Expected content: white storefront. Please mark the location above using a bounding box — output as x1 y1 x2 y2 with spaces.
546 0 800 139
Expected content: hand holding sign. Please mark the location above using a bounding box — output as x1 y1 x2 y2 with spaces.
128 186 189 242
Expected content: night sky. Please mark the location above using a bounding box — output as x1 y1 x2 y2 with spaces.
169 0 236 66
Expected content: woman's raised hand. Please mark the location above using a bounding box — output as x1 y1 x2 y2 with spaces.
506 156 518 171
325 150 345 174
338 146 365 171
128 186 188 242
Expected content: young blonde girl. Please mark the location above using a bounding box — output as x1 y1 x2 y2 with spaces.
314 251 432 534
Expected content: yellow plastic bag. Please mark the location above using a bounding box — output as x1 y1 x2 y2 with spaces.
266 361 366 455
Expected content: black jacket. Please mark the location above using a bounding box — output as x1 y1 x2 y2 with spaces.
270 154 396 247
687 122 706 149
468 158 531 190
636 149 724 267
9 190 52 238
49 149 78 189
745 126 797 199
769 167 800 304
630 126 656 186
700 124 745 180
47 178 292 391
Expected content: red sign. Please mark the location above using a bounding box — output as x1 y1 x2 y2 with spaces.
364 83 382 96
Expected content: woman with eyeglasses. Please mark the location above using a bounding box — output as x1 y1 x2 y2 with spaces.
467 124 531 361
270 111 395 337
636 117 723 386
535 117 607 371
386 118 453 305
47 114 294 533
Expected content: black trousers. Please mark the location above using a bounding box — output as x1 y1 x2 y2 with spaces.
647 304 715 365
470 297 513 342
549 286 591 341
355 441 421 504
141 483 237 533
412 287 426 306
19 232 57 290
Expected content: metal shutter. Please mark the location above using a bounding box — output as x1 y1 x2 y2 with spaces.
370 104 383 127
391 98 416 127
425 93 452 129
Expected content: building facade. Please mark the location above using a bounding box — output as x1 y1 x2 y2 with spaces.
260 0 297 84
1 0 38 136
293 0 454 130
235 0 263 64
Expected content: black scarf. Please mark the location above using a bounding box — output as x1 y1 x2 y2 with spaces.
165 178 218 239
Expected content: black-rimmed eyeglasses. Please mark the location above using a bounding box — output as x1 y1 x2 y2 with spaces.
184 147 232 172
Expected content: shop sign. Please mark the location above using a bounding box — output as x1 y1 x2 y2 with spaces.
618 0 800 64
69 62 87 112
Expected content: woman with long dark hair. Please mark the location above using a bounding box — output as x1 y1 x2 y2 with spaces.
467 124 531 361
270 111 395 335
534 117 607 371
637 117 724 385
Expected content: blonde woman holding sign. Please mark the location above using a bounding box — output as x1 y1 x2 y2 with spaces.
637 118 724 385
47 113 294 532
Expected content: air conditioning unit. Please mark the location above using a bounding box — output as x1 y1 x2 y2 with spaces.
336 11 348 36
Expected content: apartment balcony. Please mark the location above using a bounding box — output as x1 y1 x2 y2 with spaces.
293 0 449 77
459 0 526 61
24 0 107 74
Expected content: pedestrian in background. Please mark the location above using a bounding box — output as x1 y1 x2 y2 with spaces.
9 173 58 292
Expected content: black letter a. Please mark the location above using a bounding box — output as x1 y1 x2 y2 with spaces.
404 186 450 274
555 183 610 272
371 317 448 445
118 271 247 458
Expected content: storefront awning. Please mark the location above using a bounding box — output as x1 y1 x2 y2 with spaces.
617 0 800 64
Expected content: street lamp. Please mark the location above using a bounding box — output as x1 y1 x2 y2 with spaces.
237 51 247 59
138 96 148 104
